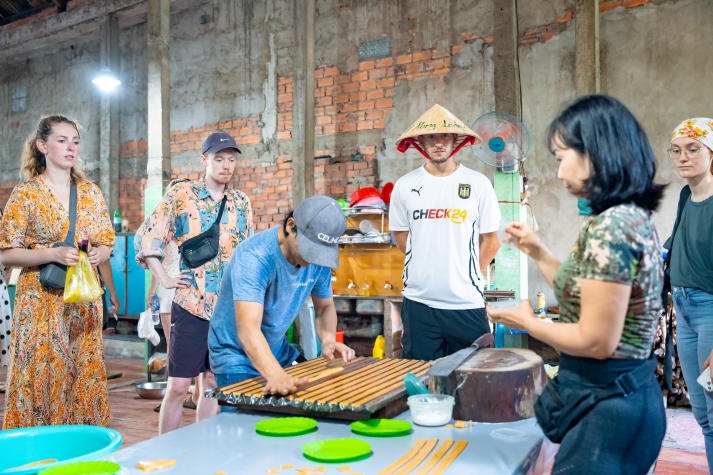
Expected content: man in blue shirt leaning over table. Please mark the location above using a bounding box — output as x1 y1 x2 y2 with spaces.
208 195 356 403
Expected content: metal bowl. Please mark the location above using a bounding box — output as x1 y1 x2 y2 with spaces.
135 381 167 400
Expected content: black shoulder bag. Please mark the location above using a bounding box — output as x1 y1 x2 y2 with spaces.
179 195 227 268
661 185 691 389
534 356 657 443
39 182 77 289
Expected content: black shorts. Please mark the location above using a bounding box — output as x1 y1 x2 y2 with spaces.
400 297 491 360
168 303 210 378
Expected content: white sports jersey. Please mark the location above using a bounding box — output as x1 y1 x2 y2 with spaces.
389 164 500 309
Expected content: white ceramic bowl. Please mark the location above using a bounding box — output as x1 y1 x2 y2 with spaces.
407 394 455 426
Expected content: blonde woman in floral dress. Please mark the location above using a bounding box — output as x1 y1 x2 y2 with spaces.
0 115 115 429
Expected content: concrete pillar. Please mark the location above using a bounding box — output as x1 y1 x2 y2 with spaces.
575 0 600 95
291 0 315 204
145 0 171 216
98 13 120 215
144 0 171 296
491 0 527 302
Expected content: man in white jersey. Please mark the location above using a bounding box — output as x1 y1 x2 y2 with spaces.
389 104 501 360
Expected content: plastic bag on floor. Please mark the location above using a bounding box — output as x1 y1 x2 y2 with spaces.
138 309 160 346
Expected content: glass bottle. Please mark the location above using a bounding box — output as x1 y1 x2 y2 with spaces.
113 208 122 233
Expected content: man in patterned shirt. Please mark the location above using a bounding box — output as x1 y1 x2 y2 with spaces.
135 132 253 433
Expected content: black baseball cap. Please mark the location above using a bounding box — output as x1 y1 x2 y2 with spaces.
201 132 241 155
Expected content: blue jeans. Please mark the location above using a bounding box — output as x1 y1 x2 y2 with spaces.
214 372 255 413
672 286 713 471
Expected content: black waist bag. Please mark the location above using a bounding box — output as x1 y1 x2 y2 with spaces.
534 356 656 443
179 196 226 269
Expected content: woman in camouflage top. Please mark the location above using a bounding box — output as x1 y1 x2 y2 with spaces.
487 95 666 474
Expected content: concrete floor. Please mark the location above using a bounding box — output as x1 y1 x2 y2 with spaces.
0 356 709 473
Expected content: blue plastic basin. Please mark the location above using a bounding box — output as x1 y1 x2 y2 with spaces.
0 425 122 474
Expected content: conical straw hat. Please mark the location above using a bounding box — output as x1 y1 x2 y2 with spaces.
396 104 481 159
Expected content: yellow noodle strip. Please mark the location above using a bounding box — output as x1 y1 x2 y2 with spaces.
427 439 468 475
392 438 439 475
377 438 430 475
411 439 455 475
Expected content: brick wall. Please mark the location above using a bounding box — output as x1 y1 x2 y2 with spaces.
125 49 455 232
0 0 660 232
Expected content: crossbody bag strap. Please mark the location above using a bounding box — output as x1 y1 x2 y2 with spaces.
211 194 228 231
664 185 691 268
664 185 691 322
662 185 691 389
65 182 77 245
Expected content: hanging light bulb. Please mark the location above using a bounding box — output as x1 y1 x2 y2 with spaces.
92 68 121 93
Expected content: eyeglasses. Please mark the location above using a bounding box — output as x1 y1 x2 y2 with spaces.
668 145 703 159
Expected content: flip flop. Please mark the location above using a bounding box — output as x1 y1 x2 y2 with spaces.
183 396 197 410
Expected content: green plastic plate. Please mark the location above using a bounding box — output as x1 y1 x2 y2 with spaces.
38 461 121 475
301 438 373 463
254 416 318 437
350 419 412 437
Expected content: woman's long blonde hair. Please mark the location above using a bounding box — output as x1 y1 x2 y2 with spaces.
21 115 87 182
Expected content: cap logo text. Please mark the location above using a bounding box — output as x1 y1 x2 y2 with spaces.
317 232 339 244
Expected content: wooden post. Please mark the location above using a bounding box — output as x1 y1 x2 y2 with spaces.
493 0 521 118
575 0 600 95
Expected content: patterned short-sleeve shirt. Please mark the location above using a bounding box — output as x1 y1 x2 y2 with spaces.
134 179 253 320
552 204 663 358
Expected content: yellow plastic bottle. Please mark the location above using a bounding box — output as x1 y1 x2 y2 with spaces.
360 279 371 297
372 335 386 358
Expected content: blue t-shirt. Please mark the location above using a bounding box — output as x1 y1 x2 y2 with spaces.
208 227 333 376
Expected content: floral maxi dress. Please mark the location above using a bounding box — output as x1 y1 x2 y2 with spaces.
0 177 115 428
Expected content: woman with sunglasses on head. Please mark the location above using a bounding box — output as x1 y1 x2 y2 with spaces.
665 118 713 472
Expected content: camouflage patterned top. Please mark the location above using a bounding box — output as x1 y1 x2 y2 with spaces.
552 204 663 359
